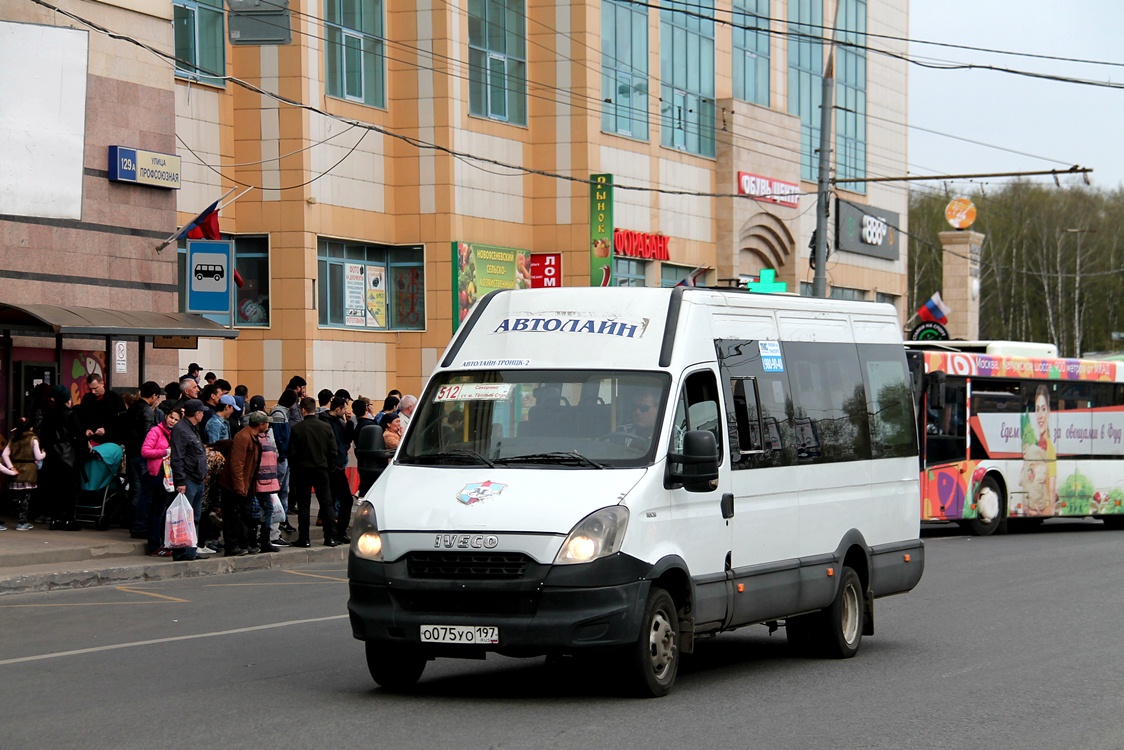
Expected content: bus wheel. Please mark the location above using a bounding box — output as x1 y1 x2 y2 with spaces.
1104 516 1124 530
365 641 426 690
624 587 679 698
967 476 1006 536
820 566 864 658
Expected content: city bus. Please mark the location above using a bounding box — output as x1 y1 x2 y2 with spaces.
906 341 1124 535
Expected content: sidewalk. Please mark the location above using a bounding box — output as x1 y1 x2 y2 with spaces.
0 522 347 596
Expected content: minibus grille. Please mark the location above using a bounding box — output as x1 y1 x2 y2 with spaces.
392 590 539 617
406 551 531 580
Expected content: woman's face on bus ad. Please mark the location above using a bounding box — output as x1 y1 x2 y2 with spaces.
1035 393 1050 433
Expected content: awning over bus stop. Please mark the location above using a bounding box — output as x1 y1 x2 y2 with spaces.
0 302 238 424
0 303 239 339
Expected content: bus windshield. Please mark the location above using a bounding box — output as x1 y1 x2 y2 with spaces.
398 370 671 468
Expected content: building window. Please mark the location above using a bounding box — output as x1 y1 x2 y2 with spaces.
468 0 527 126
733 0 770 106
614 257 647 287
659 0 715 158
660 264 692 287
601 0 649 141
177 236 270 327
173 0 226 86
325 0 385 108
829 285 866 301
317 239 425 330
787 0 822 180
835 0 866 192
875 292 898 307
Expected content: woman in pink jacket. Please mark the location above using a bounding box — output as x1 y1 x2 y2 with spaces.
141 409 180 556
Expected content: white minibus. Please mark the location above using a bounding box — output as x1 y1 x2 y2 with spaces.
348 286 924 696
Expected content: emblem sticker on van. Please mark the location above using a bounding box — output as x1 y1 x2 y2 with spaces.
759 340 784 372
457 480 509 506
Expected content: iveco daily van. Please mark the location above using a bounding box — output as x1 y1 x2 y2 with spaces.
348 286 924 696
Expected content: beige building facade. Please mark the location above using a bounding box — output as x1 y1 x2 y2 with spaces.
1 0 910 413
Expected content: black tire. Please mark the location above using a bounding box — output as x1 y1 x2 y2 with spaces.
195 273 203 281
1104 516 1124 530
966 476 1006 536
624 587 679 698
791 566 865 659
213 274 222 282
820 566 864 659
364 641 426 690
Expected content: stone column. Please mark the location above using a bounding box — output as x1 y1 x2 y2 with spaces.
938 230 984 340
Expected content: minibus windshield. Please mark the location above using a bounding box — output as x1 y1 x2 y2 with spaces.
398 370 671 468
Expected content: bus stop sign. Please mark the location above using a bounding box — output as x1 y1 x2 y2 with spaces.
186 240 233 314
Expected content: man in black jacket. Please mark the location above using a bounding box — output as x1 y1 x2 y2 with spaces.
319 396 356 544
77 373 126 445
289 397 339 547
126 381 162 539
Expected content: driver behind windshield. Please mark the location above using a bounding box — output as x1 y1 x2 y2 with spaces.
621 391 659 446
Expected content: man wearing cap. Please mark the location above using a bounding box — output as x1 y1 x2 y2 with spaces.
205 394 238 444
218 411 269 555
185 363 203 382
125 381 163 539
170 399 209 561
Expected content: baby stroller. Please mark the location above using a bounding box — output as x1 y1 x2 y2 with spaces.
75 443 129 530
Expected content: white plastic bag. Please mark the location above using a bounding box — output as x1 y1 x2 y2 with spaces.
270 493 283 520
165 492 197 549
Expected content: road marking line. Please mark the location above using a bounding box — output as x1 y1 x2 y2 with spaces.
0 602 170 608
204 581 339 587
0 614 348 666
283 570 349 582
115 586 190 602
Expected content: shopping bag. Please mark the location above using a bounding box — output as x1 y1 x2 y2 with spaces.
162 456 175 494
270 493 284 520
164 492 197 549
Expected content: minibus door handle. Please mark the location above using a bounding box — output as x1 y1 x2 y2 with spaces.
721 493 734 519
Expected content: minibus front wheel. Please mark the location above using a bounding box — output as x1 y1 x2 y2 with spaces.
623 587 680 698
365 641 427 690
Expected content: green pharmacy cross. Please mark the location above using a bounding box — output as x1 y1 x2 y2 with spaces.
746 269 787 294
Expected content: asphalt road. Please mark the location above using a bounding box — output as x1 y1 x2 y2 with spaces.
2 519 1122 750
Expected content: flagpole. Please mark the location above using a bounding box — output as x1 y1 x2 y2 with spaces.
218 186 253 211
154 186 238 254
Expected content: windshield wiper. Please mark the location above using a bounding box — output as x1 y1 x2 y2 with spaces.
494 451 606 469
404 449 495 468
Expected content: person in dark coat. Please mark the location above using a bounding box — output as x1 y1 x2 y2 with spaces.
40 384 89 530
77 373 126 445
170 399 209 561
319 396 356 543
125 381 163 539
288 396 338 547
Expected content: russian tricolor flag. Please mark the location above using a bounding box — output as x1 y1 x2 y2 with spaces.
917 292 951 325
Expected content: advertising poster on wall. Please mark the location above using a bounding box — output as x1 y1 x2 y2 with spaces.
366 265 387 328
452 242 532 328
589 173 613 286
345 263 366 327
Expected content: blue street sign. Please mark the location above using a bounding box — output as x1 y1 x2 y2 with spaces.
186 240 233 314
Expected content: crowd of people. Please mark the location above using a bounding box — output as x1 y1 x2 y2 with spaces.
0 363 415 562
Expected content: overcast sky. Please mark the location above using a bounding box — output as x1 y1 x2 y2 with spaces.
907 1 1124 193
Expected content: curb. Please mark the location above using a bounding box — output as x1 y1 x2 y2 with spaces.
0 546 349 596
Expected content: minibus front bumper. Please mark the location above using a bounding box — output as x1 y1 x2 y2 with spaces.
347 552 653 655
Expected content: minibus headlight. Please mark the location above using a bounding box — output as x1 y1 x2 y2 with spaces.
351 502 383 561
554 506 629 565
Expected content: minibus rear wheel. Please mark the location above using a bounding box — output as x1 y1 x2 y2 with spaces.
964 476 1006 537
365 641 426 690
821 566 864 659
624 587 679 698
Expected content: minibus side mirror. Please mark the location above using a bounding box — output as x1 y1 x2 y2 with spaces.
668 429 720 492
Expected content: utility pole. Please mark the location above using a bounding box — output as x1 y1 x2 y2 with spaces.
811 40 835 297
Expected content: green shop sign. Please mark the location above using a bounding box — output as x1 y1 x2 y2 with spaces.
590 174 613 286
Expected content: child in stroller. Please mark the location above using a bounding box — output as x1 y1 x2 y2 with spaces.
76 442 129 529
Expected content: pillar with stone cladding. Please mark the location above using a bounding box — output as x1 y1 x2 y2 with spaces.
938 230 984 341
